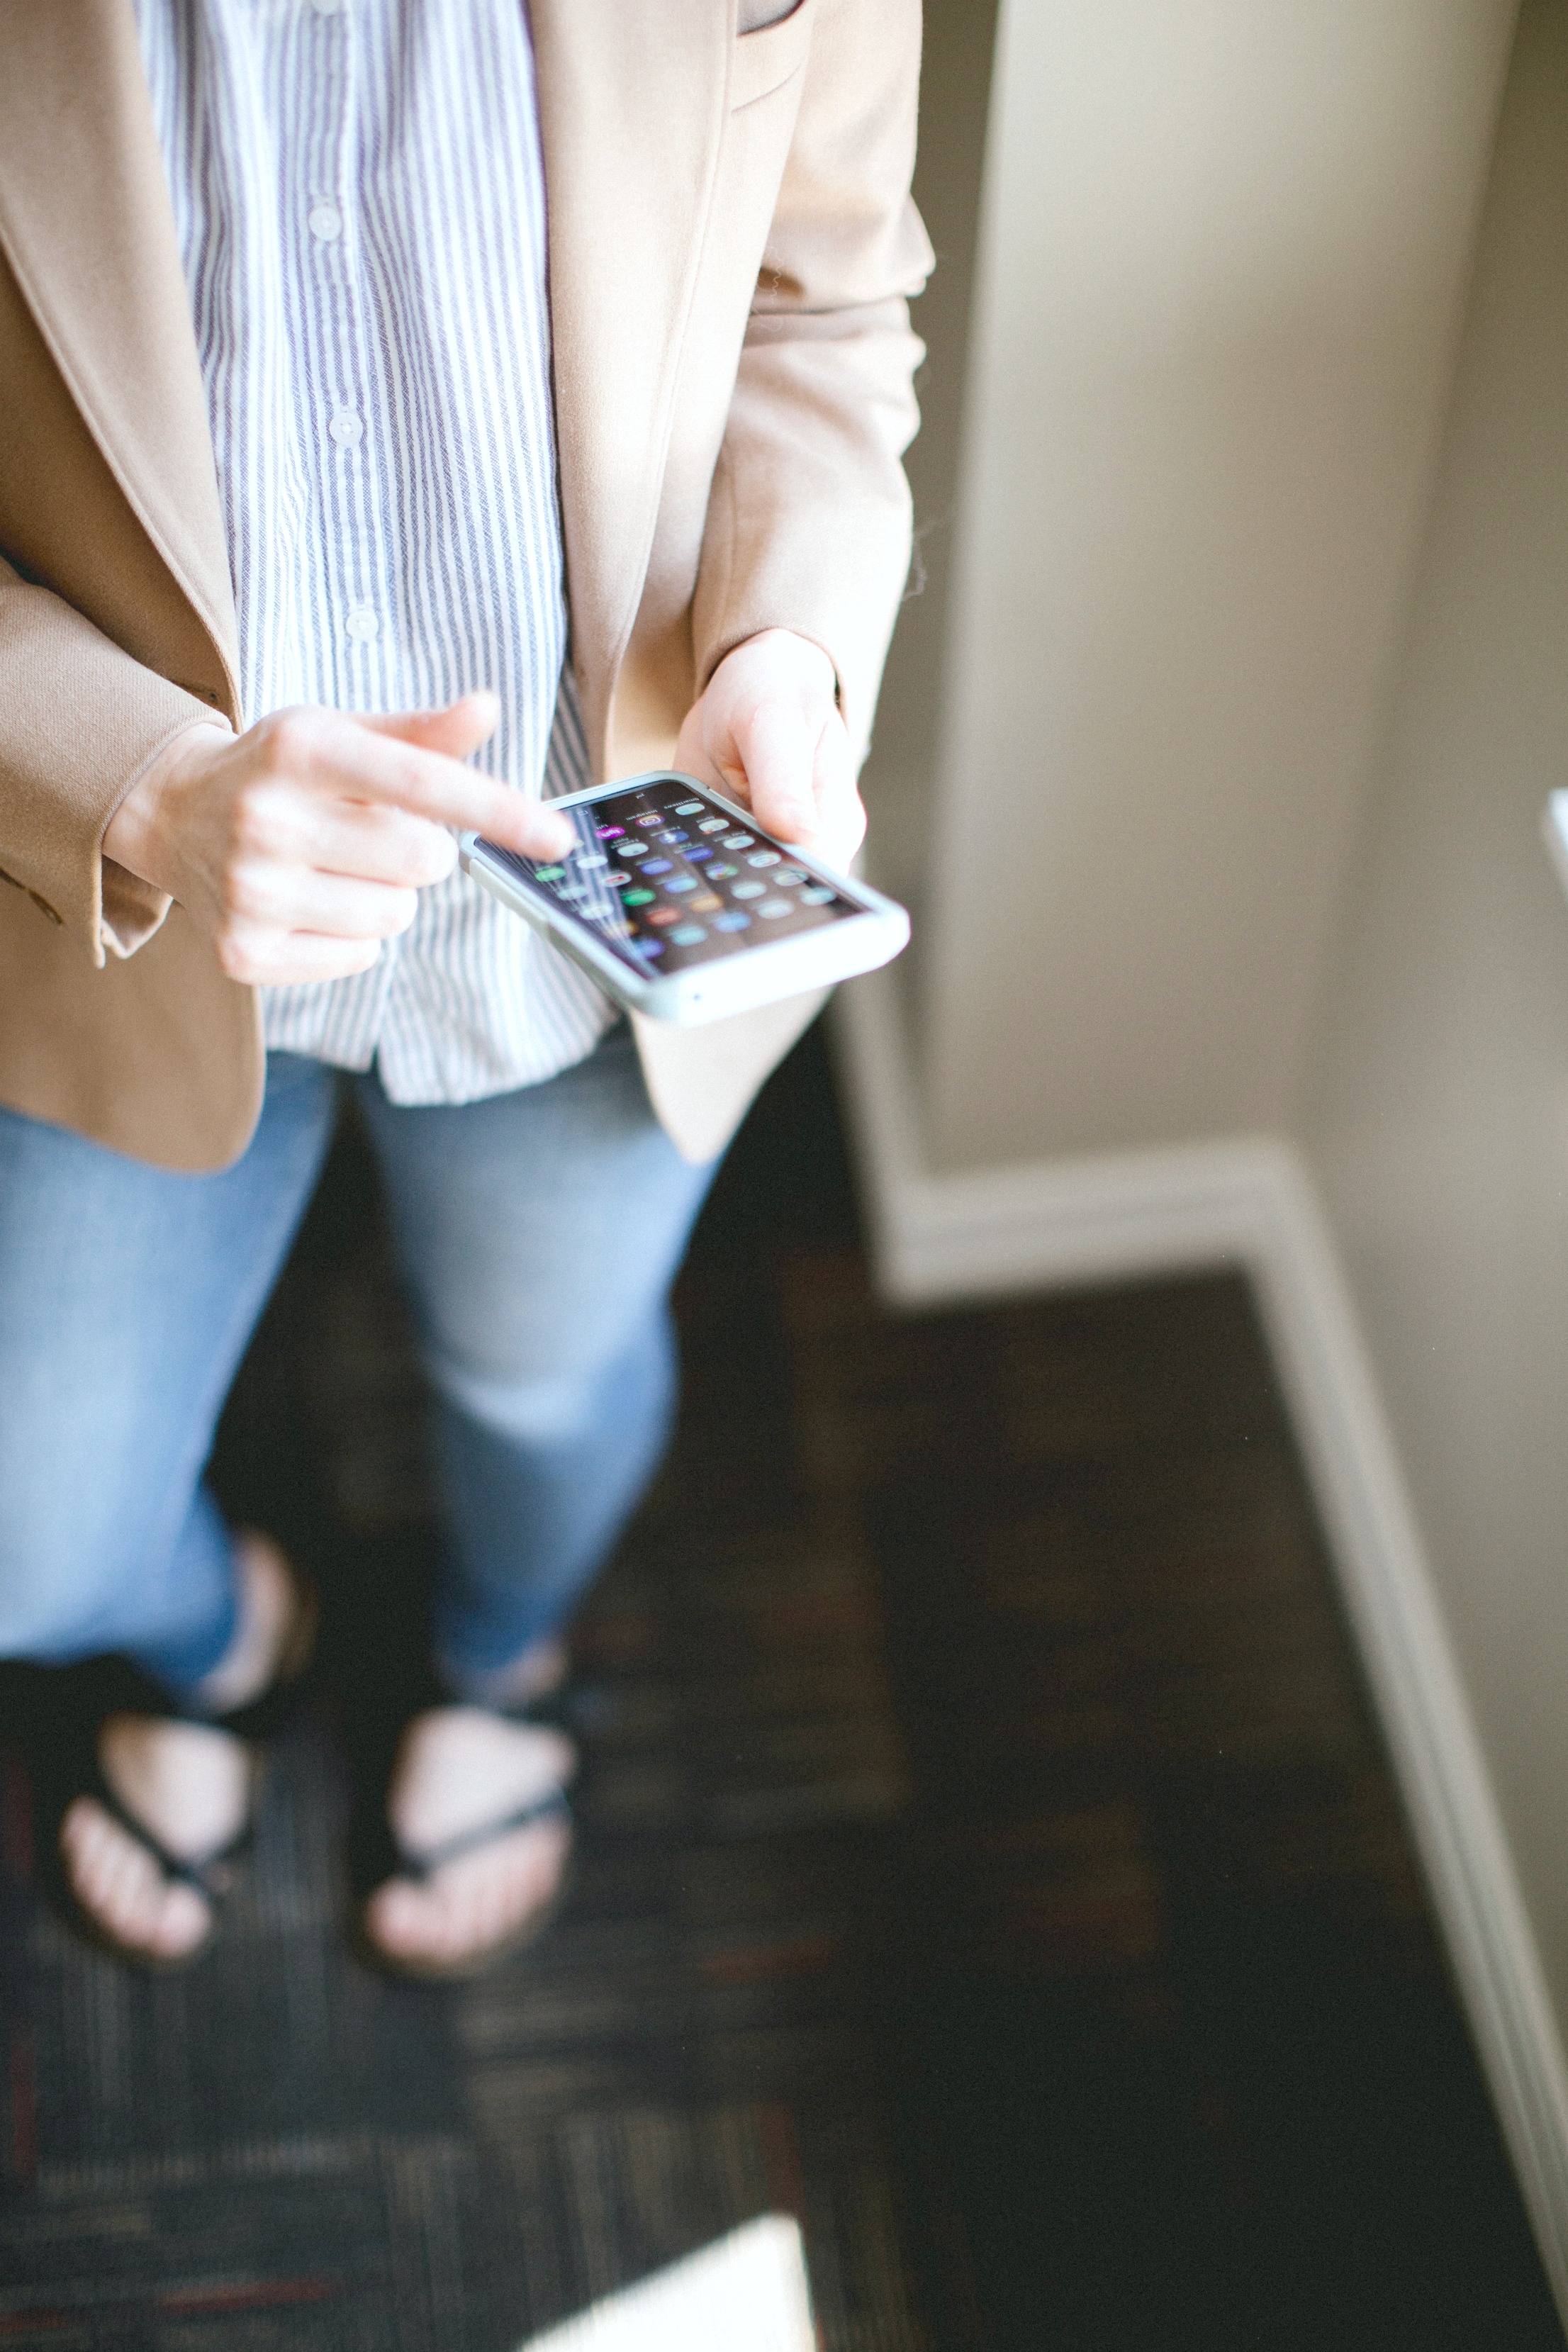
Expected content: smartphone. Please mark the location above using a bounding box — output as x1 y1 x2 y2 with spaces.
459 771 909 1025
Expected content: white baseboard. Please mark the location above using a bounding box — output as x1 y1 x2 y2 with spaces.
830 965 1568 2320
829 964 1288 1301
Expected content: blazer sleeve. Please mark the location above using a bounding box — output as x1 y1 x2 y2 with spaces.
690 0 934 765
0 551 225 962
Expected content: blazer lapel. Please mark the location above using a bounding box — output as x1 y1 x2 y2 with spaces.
0 0 731 750
0 0 240 713
530 0 732 775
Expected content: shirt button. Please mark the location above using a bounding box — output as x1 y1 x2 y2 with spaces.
308 203 344 242
345 607 380 642
329 408 364 447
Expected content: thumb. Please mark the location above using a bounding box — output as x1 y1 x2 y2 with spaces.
357 690 501 763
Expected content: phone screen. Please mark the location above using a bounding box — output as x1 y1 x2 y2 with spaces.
481 778 863 975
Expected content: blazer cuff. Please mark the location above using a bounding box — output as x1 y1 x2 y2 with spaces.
0 576 229 965
94 712 225 959
697 623 845 713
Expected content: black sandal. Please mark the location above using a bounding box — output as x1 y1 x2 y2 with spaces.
41 1550 318 1970
55 1719 259 1970
352 1688 588 1983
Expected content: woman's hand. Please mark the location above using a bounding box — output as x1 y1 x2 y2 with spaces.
674 629 865 873
103 693 573 987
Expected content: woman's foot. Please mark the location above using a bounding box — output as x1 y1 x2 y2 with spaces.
58 1531 306 1964
60 1717 252 1961
361 1706 575 1975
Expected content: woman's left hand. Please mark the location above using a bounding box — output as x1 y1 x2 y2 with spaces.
674 627 866 873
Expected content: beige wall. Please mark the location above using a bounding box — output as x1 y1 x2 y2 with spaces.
1301 0 1568 2015
889 0 1516 1173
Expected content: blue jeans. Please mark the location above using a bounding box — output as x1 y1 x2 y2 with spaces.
0 1026 715 1698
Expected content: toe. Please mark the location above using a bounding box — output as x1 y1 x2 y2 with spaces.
363 1878 425 1957
148 1883 215 1959
365 1820 570 1970
60 1796 212 1963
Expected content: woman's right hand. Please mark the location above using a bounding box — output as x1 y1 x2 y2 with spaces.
103 691 573 987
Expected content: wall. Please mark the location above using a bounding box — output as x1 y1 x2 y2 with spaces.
889 0 1517 1173
840 0 1568 2291
1301 0 1568 2021
859 0 998 914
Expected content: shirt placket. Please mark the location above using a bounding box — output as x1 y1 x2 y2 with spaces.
295 0 402 1046
301 0 390 718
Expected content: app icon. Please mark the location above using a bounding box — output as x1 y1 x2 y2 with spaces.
634 812 661 828
698 817 727 834
731 880 765 900
669 924 707 944
674 801 705 814
775 867 807 885
746 851 780 868
707 861 738 879
659 829 690 844
757 897 793 918
623 887 656 906
576 852 608 870
665 875 698 895
722 833 753 849
596 824 625 839
686 846 714 862
648 907 680 926
800 885 834 905
633 938 666 957
642 858 673 875
712 911 751 932
534 866 565 882
617 841 649 858
688 892 722 913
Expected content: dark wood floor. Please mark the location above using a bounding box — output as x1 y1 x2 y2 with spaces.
0 1022 1559 2349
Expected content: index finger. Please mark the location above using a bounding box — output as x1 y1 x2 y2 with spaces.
303 712 575 857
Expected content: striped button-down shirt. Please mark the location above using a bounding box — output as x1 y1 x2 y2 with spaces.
132 0 615 1102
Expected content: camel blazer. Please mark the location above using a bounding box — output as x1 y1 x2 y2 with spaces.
0 0 929 1170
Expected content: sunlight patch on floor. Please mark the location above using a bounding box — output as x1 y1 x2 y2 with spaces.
519 2217 814 2351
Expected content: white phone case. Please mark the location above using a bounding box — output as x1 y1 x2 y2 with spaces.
459 771 909 1026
